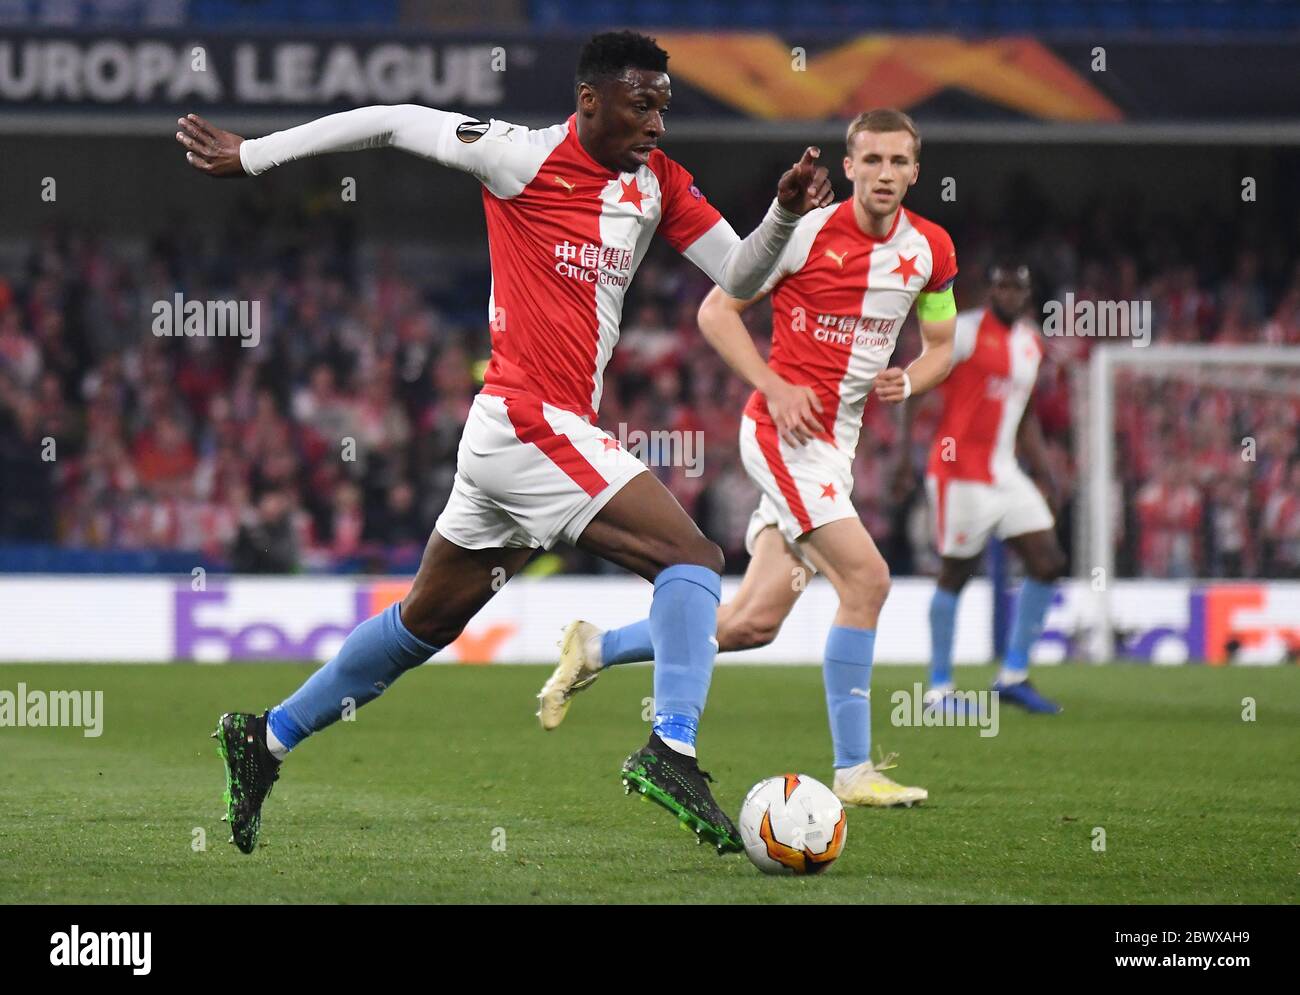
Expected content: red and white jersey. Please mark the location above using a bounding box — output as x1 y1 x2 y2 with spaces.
242 108 729 422
470 116 724 420
927 308 1042 484
743 201 957 453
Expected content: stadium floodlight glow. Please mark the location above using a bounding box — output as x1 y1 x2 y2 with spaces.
1083 344 1300 662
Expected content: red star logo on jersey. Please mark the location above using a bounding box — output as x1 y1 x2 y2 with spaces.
892 253 920 285
820 483 837 500
619 178 644 213
601 437 621 451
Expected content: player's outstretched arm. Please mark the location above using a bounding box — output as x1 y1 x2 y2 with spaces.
875 299 958 404
697 286 823 447
682 147 833 300
176 105 506 183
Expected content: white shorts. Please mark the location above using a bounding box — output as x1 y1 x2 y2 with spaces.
925 469 1054 559
434 392 647 551
739 414 858 570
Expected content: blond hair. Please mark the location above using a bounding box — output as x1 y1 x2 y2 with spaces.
845 109 921 160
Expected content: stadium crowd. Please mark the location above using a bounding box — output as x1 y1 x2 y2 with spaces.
2 190 1299 579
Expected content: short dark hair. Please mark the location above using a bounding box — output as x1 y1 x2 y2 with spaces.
576 31 669 89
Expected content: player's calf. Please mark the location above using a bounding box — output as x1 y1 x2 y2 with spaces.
399 534 533 647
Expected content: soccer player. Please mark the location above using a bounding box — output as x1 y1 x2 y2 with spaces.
900 261 1067 714
539 109 957 808
177 31 833 854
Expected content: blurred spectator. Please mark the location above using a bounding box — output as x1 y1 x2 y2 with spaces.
1135 462 1203 578
233 489 300 573
0 394 57 540
1263 463 1300 577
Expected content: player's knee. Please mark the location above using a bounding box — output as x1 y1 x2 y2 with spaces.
667 536 725 576
837 559 891 615
724 612 783 651
937 573 968 595
398 596 463 649
938 562 975 593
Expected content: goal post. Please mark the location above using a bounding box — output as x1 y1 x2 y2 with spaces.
1081 344 1300 662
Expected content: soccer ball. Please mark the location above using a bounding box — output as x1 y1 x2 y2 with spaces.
738 774 847 875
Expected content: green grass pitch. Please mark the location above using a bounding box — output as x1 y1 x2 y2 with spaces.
1 662 1297 904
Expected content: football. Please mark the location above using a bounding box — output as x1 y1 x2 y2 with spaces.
738 774 847 875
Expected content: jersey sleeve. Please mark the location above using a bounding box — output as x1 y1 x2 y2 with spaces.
239 105 558 199
922 223 958 292
651 155 723 254
755 240 796 297
951 310 982 364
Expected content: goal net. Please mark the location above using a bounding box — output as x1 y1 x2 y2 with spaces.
1077 344 1300 662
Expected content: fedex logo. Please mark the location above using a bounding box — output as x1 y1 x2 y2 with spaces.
1189 585 1300 664
1014 582 1300 665
174 587 374 662
172 583 517 663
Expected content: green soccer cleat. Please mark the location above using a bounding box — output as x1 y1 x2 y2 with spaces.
621 734 743 854
213 711 281 854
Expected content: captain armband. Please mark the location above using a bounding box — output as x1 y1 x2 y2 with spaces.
915 287 956 322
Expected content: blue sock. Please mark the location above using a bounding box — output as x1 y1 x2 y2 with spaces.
824 625 875 769
928 587 959 687
266 602 438 751
1004 578 1055 673
649 564 721 750
601 618 654 667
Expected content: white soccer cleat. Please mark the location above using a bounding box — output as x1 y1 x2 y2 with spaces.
536 620 603 731
832 754 928 808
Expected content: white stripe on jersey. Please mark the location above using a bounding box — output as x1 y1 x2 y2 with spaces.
993 318 1042 479
833 210 942 452
590 171 663 414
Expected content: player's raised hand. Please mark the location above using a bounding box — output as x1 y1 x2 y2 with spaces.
176 113 246 177
776 147 833 215
764 377 824 447
874 367 910 404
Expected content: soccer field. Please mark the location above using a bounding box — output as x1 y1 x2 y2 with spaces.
2 663 1296 905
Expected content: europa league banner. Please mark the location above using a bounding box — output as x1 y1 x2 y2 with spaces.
0 30 1296 123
